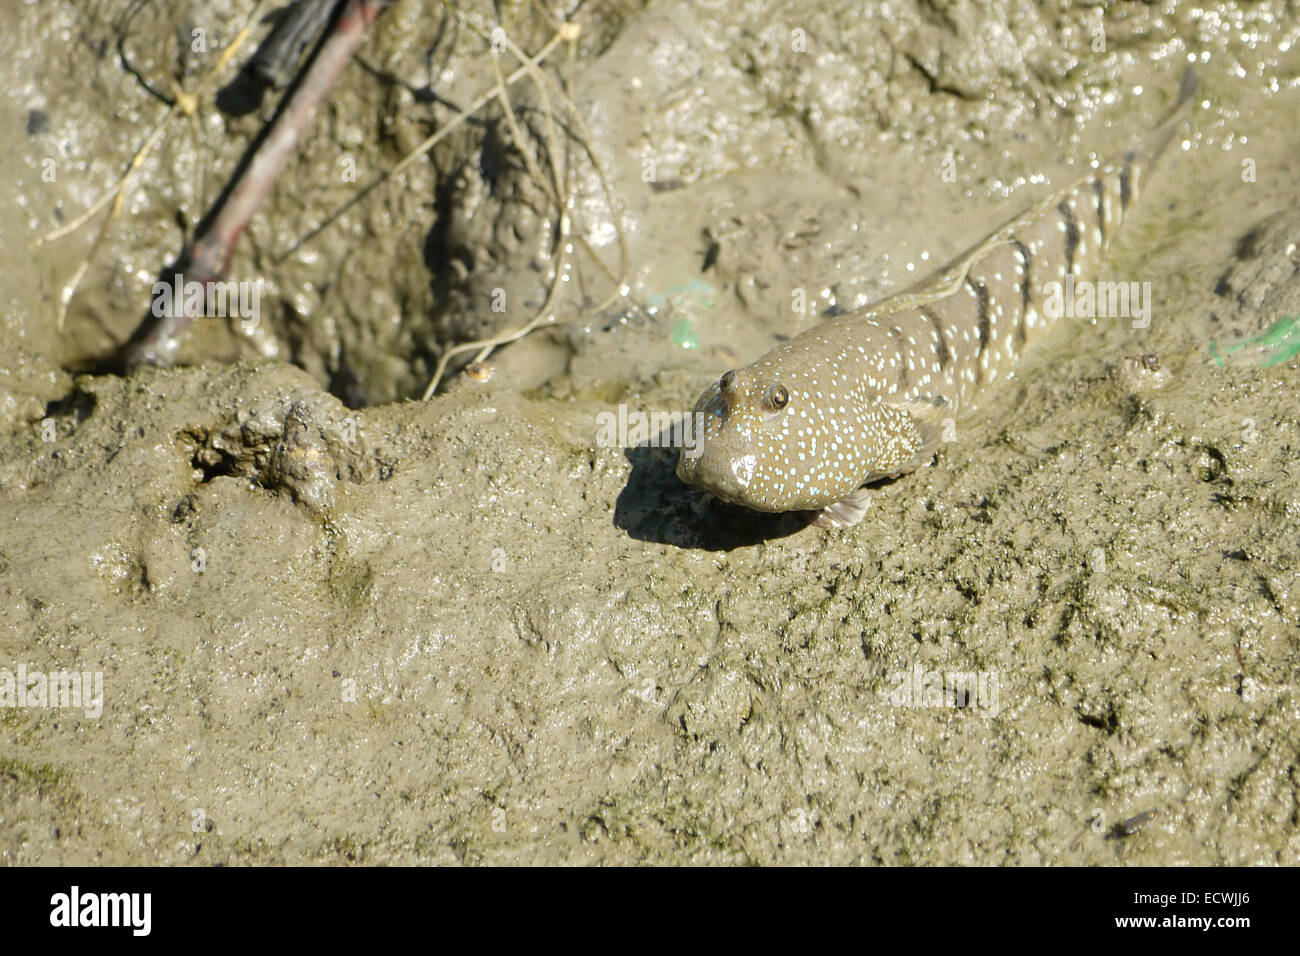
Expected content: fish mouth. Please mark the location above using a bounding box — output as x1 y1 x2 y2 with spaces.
676 446 720 488
677 375 763 504
675 450 700 485
677 447 759 506
676 381 726 485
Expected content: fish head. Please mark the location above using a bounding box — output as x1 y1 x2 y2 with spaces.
676 362 879 513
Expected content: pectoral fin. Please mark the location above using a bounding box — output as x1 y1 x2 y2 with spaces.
812 488 873 528
812 395 952 529
871 394 951 479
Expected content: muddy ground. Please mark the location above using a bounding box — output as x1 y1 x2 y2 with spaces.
0 0 1297 864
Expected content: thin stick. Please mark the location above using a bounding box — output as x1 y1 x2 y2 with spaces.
497 24 629 313
274 32 564 262
420 23 574 399
421 19 631 397
120 0 392 370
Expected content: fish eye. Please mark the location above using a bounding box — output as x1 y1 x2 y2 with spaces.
719 371 736 391
766 384 789 410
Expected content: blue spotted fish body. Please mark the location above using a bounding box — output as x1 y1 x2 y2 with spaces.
677 71 1197 527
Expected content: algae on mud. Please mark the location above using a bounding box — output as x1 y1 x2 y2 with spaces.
1 0 1298 864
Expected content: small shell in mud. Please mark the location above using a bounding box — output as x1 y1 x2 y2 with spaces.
465 361 494 383
1118 352 1170 391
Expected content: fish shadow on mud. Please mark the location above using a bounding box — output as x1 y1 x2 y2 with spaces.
614 446 808 550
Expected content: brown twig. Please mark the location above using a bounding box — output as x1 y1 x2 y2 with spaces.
118 0 392 371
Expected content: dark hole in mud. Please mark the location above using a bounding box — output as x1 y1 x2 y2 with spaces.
43 389 97 424
1194 444 1229 483
171 494 199 524
191 446 241 485
213 69 271 117
1078 707 1120 735
327 362 369 411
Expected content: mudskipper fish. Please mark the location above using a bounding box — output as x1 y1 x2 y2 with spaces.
677 69 1198 527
